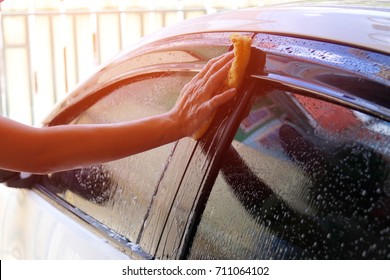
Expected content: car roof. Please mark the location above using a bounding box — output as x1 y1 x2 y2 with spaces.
128 3 390 55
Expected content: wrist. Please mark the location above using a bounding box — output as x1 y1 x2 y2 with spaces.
165 109 188 139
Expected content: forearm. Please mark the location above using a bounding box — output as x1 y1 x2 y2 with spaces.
33 112 181 174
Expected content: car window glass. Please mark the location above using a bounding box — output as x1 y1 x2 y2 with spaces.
45 72 195 247
188 89 390 259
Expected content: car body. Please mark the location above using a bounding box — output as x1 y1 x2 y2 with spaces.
0 2 389 259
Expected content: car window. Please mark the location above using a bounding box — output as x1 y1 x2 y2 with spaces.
188 88 390 259
44 72 195 251
38 31 242 258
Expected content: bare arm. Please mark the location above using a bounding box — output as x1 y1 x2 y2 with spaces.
0 52 236 174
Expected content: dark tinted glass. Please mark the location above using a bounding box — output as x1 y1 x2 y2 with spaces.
189 89 390 259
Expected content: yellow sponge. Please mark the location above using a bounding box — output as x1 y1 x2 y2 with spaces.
192 34 252 140
226 34 252 89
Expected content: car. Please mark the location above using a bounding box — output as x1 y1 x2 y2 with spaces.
0 2 389 260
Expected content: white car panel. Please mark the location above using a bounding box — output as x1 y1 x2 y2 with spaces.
0 186 129 259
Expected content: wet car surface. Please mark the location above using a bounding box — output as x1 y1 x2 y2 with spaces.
0 3 389 259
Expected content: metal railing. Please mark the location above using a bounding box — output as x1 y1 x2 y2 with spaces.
0 7 227 125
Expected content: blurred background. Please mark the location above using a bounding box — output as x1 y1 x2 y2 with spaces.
0 0 383 125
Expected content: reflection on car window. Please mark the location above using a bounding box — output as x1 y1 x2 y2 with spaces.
45 72 195 247
189 89 390 259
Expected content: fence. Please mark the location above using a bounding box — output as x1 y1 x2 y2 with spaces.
0 4 255 125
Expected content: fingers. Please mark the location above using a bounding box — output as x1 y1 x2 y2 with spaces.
196 51 234 80
172 52 238 138
205 58 234 92
206 88 237 110
180 52 234 104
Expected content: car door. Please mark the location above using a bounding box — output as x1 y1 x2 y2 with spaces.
181 33 390 259
0 32 245 259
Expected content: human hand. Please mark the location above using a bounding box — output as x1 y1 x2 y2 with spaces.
170 51 237 138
